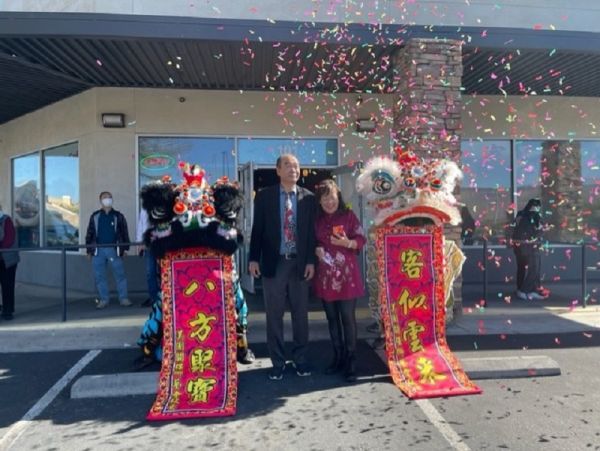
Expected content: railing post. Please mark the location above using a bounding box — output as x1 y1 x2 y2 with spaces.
62 246 67 322
482 239 488 306
582 243 587 308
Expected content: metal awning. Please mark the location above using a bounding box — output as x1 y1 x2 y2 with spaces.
1 12 600 124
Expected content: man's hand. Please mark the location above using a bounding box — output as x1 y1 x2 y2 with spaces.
304 264 315 281
249 261 261 278
86 254 92 261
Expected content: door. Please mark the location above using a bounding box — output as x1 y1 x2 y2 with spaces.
237 161 255 293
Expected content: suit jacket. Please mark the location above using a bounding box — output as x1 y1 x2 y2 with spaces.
249 184 316 278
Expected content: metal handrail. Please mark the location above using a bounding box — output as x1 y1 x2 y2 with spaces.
2 239 598 320
0 241 143 322
461 240 598 308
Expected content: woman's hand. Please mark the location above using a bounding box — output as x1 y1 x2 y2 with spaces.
330 231 354 249
315 246 325 260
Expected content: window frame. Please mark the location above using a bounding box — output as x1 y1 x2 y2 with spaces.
10 140 80 250
135 133 340 213
462 137 600 244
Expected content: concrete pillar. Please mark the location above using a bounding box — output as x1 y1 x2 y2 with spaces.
392 38 464 322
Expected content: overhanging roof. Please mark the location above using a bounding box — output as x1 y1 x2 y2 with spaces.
1 12 600 125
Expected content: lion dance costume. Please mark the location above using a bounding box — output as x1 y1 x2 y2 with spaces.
137 163 252 419
356 148 481 398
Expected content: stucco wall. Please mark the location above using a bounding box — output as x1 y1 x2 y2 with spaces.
1 1 598 33
462 95 600 140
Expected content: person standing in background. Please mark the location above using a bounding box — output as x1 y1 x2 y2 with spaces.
85 191 132 309
511 198 548 300
0 204 20 320
137 207 159 308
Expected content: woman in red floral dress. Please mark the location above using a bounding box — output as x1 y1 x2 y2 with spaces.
314 180 365 382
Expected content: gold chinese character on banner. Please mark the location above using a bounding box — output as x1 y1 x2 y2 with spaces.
400 249 424 279
402 320 425 353
189 312 217 342
416 357 446 385
397 288 427 316
186 377 217 403
190 348 215 372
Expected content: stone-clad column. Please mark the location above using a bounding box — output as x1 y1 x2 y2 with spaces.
392 38 464 321
392 38 463 162
541 141 583 243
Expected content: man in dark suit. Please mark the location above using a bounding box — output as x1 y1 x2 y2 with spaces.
249 154 316 380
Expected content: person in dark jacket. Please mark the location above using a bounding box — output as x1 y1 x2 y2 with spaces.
511 198 547 300
460 205 476 245
248 154 316 380
0 205 20 320
85 191 131 309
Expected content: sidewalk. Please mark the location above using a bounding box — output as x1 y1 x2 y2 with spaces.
0 281 599 353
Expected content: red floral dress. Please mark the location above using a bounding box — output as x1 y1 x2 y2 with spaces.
313 209 366 301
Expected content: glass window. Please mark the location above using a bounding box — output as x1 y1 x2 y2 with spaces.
460 140 512 243
139 137 235 187
581 141 600 242
12 153 41 248
514 140 543 211
516 140 594 243
43 142 79 247
237 138 338 166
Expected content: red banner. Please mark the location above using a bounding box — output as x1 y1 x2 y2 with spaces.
375 225 481 399
147 247 238 420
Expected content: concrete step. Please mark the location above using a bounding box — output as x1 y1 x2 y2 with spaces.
70 354 560 399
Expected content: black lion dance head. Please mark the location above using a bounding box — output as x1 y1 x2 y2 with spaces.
140 167 243 257
140 178 178 226
212 176 244 229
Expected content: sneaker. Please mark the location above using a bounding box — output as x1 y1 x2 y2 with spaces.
2 313 14 320
537 287 551 298
95 299 109 309
268 365 285 381
292 361 312 377
528 292 545 300
515 290 529 301
132 355 158 372
140 298 152 307
237 348 256 365
119 298 133 307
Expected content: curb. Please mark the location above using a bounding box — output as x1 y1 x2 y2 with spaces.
374 348 561 380
70 354 560 399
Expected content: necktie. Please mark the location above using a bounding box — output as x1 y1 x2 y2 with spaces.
284 192 296 253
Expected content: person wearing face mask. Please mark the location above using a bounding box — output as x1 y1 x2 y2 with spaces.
0 204 20 320
511 198 548 301
85 191 132 309
313 180 366 382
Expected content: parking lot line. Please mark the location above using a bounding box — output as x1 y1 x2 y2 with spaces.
416 399 472 451
0 350 101 451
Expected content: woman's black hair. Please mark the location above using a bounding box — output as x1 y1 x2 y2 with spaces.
523 198 541 212
315 179 349 216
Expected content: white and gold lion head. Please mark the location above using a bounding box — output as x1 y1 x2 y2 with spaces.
356 147 462 226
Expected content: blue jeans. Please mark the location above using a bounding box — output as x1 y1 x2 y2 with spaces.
92 247 128 302
145 248 160 302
